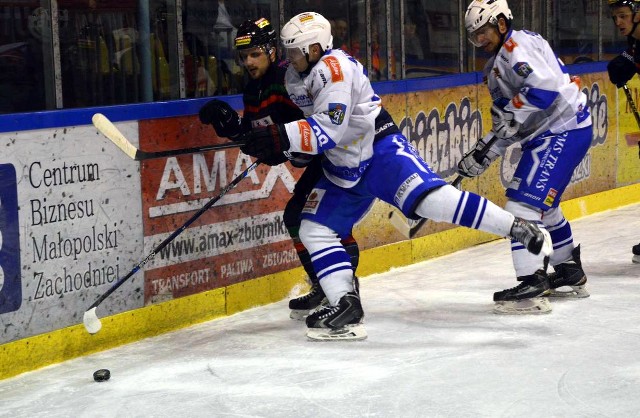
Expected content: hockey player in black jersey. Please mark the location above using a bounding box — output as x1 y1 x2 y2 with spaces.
198 17 361 318
607 0 640 264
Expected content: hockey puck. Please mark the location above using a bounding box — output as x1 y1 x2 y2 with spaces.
93 369 110 382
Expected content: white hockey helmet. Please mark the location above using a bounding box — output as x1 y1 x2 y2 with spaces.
281 12 333 56
465 0 513 34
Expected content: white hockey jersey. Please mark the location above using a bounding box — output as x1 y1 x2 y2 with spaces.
485 29 591 140
283 49 382 188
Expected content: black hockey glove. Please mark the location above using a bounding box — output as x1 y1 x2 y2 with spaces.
457 134 501 178
241 124 290 166
198 99 243 140
607 51 638 88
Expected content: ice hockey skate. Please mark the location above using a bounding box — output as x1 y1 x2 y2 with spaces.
509 217 553 257
306 292 366 341
549 245 589 298
289 281 328 320
493 269 552 314
633 243 640 264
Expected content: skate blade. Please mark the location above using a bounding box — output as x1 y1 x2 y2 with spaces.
633 255 640 264
549 284 589 298
493 297 552 315
306 324 368 341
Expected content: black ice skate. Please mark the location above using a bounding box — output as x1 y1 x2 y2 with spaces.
549 245 589 298
493 269 552 314
509 217 553 257
289 281 328 320
633 243 640 264
306 292 367 341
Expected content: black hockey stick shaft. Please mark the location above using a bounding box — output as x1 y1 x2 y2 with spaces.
622 85 640 158
135 141 246 160
623 84 640 129
406 134 500 238
85 160 261 312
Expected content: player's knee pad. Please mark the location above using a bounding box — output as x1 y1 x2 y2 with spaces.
504 200 543 221
542 206 564 227
299 219 342 254
414 184 463 222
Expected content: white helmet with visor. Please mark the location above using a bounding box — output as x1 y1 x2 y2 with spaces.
281 12 333 61
465 0 513 47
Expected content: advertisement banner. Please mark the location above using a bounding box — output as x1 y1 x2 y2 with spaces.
139 116 303 303
0 124 143 343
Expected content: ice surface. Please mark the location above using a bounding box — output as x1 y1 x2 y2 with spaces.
1 204 639 418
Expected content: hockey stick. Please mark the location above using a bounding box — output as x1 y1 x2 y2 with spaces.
82 159 261 334
92 113 245 160
388 133 500 239
622 86 640 151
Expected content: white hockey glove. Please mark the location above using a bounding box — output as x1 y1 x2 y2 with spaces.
491 103 521 139
457 134 501 178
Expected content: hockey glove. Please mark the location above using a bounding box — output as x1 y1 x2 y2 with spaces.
198 99 243 140
607 51 638 88
240 124 290 166
457 134 501 178
491 103 521 139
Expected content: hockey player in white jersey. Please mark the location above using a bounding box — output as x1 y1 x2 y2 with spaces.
240 11 552 340
460 0 592 314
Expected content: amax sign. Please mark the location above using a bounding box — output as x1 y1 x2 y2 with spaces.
138 117 303 303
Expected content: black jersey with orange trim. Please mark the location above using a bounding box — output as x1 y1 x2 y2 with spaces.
240 61 304 132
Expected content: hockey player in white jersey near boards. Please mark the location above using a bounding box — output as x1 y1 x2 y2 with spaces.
459 0 592 314
240 11 552 340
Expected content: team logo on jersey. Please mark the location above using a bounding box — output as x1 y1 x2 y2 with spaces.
297 120 314 152
504 38 518 52
513 62 533 78
328 103 346 125
323 56 344 83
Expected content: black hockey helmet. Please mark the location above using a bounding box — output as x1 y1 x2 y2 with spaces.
608 0 640 12
234 18 277 51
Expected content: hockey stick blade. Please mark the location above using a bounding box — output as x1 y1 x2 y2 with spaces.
388 211 423 239
83 307 102 334
92 113 245 160
82 159 261 334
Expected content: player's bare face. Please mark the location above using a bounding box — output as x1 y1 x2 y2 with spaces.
238 47 271 80
611 7 635 36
